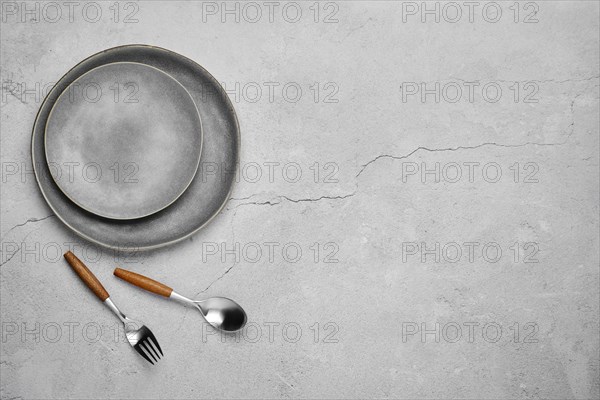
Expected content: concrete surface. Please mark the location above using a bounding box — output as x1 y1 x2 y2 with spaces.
1 1 598 399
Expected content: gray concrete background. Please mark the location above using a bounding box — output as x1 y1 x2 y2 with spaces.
1 1 599 399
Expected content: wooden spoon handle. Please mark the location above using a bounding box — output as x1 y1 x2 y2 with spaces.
114 268 173 297
64 251 109 301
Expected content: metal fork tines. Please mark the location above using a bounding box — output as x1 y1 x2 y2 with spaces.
104 298 163 365
128 325 163 365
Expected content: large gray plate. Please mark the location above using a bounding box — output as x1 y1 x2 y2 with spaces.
32 45 240 250
45 62 203 220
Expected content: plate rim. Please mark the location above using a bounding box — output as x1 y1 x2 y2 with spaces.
43 60 205 220
31 44 240 251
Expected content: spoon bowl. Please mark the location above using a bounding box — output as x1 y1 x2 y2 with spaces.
195 297 247 332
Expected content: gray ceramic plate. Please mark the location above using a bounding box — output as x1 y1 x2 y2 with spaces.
32 45 240 250
45 61 203 220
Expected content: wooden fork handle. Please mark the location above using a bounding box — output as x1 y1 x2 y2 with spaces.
64 251 109 301
113 268 173 297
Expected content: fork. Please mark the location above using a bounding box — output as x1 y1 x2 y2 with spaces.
64 251 163 364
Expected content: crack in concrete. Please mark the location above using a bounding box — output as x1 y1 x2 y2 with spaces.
179 88 590 290
228 195 257 202
531 75 600 84
0 215 56 268
231 193 356 210
410 75 600 86
1 214 56 240
0 229 39 268
200 206 240 294
0 250 20 268
355 139 573 178
567 91 585 139
362 82 595 178
202 263 237 293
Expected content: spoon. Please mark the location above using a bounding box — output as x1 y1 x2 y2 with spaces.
114 268 247 333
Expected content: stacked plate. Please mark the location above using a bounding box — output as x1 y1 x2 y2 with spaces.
32 45 240 251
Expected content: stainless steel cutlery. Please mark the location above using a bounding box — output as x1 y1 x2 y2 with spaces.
114 268 247 333
64 252 248 364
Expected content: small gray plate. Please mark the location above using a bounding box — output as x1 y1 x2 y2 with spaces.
32 45 240 250
45 62 203 220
